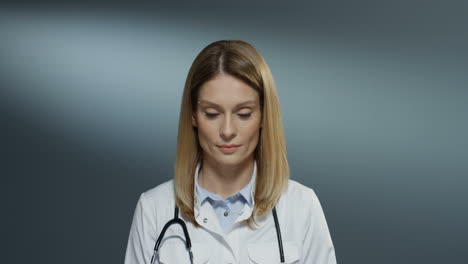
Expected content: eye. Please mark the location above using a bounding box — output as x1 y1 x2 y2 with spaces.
238 113 252 119
204 112 219 118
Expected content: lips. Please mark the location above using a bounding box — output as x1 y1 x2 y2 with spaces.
219 144 240 148
218 144 240 153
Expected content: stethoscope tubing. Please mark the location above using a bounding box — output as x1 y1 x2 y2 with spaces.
151 206 284 263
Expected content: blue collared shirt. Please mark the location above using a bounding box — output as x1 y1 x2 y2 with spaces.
195 160 256 233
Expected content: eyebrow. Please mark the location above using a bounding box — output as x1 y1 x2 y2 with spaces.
198 100 257 109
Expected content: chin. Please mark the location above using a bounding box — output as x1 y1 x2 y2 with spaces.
215 155 243 165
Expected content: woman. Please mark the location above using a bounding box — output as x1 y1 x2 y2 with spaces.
124 40 337 264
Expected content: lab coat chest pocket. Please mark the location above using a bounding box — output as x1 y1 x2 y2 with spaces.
247 241 300 264
158 242 211 264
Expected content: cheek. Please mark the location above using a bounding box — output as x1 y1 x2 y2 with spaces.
197 122 217 142
245 124 261 143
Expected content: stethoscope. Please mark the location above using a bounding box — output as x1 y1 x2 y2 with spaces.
151 205 285 263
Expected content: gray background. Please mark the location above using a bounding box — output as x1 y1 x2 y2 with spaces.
1 1 467 263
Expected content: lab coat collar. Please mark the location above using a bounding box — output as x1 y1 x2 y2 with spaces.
195 160 256 207
193 160 258 228
239 162 256 206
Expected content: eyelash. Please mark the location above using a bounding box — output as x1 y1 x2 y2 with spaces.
204 112 252 119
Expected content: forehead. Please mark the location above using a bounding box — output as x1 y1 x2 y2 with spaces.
198 74 259 103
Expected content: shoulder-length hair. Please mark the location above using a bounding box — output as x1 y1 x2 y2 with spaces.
174 40 289 228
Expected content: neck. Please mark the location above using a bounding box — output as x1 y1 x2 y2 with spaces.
198 157 255 199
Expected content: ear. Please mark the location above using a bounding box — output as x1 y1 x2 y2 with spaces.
192 113 198 127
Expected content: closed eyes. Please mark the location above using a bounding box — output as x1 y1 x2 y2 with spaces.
204 112 252 119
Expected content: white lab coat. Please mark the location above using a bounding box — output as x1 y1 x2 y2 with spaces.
124 178 337 264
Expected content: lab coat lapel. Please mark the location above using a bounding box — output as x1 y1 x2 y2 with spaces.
193 160 224 236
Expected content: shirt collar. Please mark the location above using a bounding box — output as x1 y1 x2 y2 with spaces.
194 160 257 207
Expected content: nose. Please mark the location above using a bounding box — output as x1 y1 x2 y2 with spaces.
220 114 236 140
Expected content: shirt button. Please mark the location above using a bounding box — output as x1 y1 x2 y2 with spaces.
224 211 229 217
203 218 208 223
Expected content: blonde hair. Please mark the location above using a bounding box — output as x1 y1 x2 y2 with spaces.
174 40 289 228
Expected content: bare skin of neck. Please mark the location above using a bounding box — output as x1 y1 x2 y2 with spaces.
198 157 254 199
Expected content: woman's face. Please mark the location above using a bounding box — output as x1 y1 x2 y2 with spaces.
192 73 262 167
